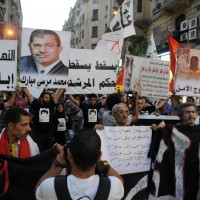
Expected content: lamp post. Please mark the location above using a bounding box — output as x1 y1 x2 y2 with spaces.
4 26 15 39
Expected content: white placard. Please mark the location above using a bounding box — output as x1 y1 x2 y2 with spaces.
0 40 17 91
97 126 152 175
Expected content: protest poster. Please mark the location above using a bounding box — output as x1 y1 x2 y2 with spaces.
20 27 71 90
123 55 170 99
174 48 200 97
97 126 152 175
67 48 118 94
140 59 170 99
97 126 152 199
0 40 17 91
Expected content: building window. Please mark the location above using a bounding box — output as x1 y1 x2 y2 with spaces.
175 14 185 30
93 0 98 3
92 9 98 21
92 44 97 49
153 27 161 45
82 14 84 24
92 26 98 38
137 0 142 13
105 23 107 31
82 30 84 38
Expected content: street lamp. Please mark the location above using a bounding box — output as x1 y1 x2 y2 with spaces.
4 27 15 39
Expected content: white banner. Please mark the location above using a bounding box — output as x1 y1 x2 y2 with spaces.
146 32 158 59
174 48 200 97
97 126 152 175
95 0 135 60
66 49 118 94
0 40 17 91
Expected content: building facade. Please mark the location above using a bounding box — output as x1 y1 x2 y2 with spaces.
0 0 22 40
62 0 124 49
0 0 23 70
63 0 200 55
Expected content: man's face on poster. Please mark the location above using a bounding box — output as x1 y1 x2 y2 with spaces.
29 34 63 67
183 50 190 60
123 56 133 92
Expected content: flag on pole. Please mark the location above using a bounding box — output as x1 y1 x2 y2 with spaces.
95 0 135 60
115 67 124 93
146 32 158 59
167 34 180 93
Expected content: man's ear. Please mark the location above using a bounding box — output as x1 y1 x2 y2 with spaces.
7 122 14 131
59 45 63 53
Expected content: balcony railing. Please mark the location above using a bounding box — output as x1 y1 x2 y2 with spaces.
163 0 190 12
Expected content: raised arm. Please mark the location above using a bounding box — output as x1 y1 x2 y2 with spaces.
53 88 65 104
69 94 80 106
4 85 19 109
131 92 139 123
22 87 34 104
35 144 66 192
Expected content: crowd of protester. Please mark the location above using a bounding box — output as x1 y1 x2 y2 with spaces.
0 86 200 199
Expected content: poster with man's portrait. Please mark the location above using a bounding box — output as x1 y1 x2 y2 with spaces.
174 48 200 97
20 27 71 91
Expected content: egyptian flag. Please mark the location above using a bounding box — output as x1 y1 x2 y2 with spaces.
148 124 200 199
0 148 58 200
167 35 180 93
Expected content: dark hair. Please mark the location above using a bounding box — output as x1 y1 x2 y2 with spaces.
177 102 197 120
88 93 97 99
106 93 121 110
186 96 195 102
69 129 101 171
89 109 96 114
40 91 51 99
40 109 49 115
5 106 30 127
30 29 61 47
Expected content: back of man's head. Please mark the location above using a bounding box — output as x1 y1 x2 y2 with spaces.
5 106 30 127
106 93 121 111
69 129 101 171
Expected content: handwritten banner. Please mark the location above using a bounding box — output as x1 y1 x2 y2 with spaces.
66 48 118 94
0 40 17 91
140 60 170 98
97 126 152 175
123 55 170 98
174 48 200 97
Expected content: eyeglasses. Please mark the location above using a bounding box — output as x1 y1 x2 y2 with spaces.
116 110 129 115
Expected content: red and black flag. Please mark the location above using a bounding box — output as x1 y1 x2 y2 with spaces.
0 148 57 200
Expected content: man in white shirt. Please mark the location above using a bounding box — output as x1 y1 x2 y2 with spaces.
35 129 124 200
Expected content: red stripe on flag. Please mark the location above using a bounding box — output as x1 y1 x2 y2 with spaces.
167 34 180 93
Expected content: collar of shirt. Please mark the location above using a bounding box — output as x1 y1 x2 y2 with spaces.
35 60 60 76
